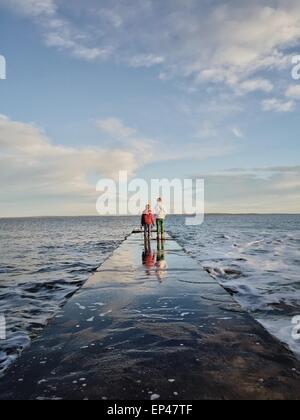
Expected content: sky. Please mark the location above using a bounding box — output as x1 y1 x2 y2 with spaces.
0 0 300 216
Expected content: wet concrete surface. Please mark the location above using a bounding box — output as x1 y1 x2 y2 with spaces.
0 234 300 400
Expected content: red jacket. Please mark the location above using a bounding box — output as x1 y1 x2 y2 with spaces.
141 211 155 226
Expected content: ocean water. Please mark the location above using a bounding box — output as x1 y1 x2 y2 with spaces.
168 214 300 359
0 215 299 376
0 217 136 375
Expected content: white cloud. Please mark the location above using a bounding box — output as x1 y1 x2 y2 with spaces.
201 165 300 213
262 98 295 112
195 121 244 142
2 0 300 95
195 121 219 140
96 118 137 139
236 79 274 95
97 8 123 28
129 54 165 68
286 85 300 99
95 116 242 164
0 114 240 216
231 127 244 139
3 0 56 16
0 0 110 61
95 117 156 161
0 115 151 216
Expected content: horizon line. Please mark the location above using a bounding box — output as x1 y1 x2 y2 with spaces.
1 213 300 219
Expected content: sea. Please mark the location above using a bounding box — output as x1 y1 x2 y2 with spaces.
0 215 299 375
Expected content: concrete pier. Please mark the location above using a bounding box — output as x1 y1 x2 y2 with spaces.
0 233 300 400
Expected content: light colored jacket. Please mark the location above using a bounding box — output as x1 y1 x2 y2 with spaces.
155 204 167 220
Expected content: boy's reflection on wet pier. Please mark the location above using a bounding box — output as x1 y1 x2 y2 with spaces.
142 237 168 281
155 238 168 282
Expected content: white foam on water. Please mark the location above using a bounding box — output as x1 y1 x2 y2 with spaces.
258 317 300 358
0 217 132 376
86 317 95 323
170 215 300 359
1 215 300 378
75 303 86 310
99 310 112 317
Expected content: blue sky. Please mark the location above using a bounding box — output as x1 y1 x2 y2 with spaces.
0 0 300 216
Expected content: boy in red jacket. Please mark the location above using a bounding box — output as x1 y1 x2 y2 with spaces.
141 204 155 239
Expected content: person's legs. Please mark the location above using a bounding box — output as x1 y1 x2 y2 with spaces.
146 225 151 238
144 225 150 240
156 220 161 238
156 219 165 238
161 219 165 237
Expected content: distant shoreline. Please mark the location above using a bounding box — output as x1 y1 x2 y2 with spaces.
1 213 300 220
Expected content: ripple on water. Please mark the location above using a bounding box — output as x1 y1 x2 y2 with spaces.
0 216 135 376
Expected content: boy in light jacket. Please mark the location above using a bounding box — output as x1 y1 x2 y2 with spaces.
155 198 167 239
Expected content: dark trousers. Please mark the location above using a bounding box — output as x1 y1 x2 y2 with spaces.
144 224 152 238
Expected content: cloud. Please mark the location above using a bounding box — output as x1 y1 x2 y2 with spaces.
195 120 244 142
231 127 244 139
0 114 241 216
97 8 123 28
286 85 300 99
194 121 219 140
94 118 236 172
96 118 137 139
0 115 151 216
262 98 295 112
4 0 56 16
200 165 300 213
0 0 111 61
236 79 274 95
95 117 156 162
128 54 165 68
2 0 300 96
